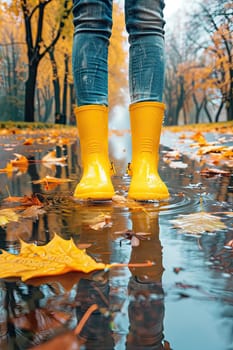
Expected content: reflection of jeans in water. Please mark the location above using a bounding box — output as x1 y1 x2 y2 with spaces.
72 0 165 106
126 277 165 350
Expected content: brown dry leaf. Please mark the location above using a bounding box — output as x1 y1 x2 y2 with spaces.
11 308 70 331
3 194 43 207
171 212 226 235
21 206 46 220
2 196 24 204
28 331 81 350
200 168 231 177
0 208 19 226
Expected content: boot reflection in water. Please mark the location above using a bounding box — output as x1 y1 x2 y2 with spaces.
75 277 114 349
126 211 166 350
72 0 169 201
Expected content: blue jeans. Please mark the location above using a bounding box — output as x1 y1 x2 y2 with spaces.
72 0 165 106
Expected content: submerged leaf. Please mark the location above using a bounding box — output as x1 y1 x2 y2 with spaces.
171 212 226 235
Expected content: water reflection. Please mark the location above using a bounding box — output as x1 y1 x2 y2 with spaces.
0 129 232 349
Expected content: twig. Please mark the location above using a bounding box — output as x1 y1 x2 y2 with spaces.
74 304 98 335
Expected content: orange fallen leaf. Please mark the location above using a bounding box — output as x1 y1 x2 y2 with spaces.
32 175 73 184
42 150 67 163
0 162 16 174
23 138 34 145
191 131 208 145
11 153 28 167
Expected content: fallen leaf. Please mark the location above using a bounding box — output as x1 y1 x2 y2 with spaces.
42 150 67 163
28 331 81 350
163 150 181 160
168 161 188 169
197 145 227 155
0 234 110 281
200 168 231 177
0 208 19 226
11 308 70 332
23 138 34 145
88 214 112 230
171 212 226 235
11 153 28 167
0 162 17 174
32 176 73 185
191 131 208 145
21 205 46 220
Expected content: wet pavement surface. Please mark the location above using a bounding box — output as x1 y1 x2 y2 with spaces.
0 125 232 350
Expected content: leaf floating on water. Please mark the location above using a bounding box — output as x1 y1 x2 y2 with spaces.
200 167 231 177
168 161 188 169
23 138 34 145
32 175 73 184
21 205 46 220
11 153 28 166
171 212 226 235
42 150 67 164
0 162 17 174
0 234 109 281
88 214 112 230
0 208 19 226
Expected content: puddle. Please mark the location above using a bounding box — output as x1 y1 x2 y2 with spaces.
0 127 232 350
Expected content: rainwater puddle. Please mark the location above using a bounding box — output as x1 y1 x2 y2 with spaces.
0 128 232 350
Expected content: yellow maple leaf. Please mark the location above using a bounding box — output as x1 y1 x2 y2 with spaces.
0 234 110 281
0 208 19 226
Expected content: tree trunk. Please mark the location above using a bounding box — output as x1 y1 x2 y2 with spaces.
49 48 61 114
24 63 38 122
62 53 69 123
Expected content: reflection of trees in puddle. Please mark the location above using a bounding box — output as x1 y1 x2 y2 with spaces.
0 207 171 349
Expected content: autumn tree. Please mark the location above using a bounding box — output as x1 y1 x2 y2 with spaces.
3 0 72 122
0 8 25 121
188 0 233 121
108 2 128 110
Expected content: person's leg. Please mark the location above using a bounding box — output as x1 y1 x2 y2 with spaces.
125 0 169 200
72 0 115 200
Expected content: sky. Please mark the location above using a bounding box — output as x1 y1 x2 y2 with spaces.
164 0 185 19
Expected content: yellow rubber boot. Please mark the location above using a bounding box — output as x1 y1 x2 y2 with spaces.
73 105 115 200
128 101 169 201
